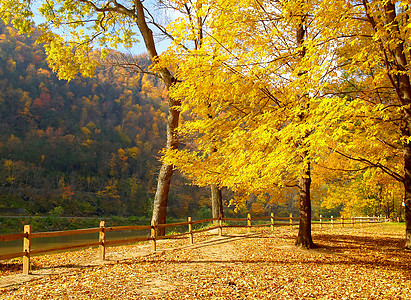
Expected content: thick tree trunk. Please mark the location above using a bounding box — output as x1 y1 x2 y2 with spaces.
211 185 224 223
151 164 173 236
151 101 180 236
404 138 411 249
294 17 314 249
295 162 315 249
133 1 180 236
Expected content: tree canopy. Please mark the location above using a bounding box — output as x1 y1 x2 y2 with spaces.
1 0 410 248
159 0 411 248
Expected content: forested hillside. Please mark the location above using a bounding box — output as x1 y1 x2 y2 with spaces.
0 21 210 218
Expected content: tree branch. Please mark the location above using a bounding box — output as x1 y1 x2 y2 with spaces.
331 147 404 182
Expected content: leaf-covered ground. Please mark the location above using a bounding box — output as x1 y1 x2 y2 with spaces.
1 224 410 299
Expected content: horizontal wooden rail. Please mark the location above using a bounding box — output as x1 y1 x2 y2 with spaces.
105 225 151 232
0 233 26 242
0 251 26 260
30 242 101 255
224 222 295 228
31 228 101 239
191 218 216 225
223 217 247 221
198 217 218 223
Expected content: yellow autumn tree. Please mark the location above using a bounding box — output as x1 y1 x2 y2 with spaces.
312 148 404 219
162 0 411 249
310 0 411 248
160 0 359 248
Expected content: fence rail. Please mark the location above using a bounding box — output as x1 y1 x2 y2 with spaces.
0 213 383 274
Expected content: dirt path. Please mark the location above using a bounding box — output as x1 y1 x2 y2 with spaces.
0 232 256 290
1 226 410 299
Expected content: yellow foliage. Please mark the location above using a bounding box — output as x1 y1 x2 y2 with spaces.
80 126 91 137
6 57 16 71
4 159 13 170
127 147 140 159
161 0 410 217
2 0 410 219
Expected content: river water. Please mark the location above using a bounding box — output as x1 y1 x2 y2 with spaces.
0 230 150 256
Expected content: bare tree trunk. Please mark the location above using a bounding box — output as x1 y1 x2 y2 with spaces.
134 0 180 236
151 164 173 236
294 13 314 248
295 162 315 248
151 98 180 236
403 134 411 249
211 185 224 223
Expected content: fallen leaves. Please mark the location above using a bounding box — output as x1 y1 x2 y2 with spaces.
1 224 410 299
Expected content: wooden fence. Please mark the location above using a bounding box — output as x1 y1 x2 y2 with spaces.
314 215 384 228
0 214 382 275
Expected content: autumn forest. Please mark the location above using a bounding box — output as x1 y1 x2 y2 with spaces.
0 0 410 249
0 20 216 221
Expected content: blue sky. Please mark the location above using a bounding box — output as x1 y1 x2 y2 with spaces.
31 1 171 56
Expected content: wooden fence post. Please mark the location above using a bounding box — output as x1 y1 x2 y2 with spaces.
270 213 274 232
342 217 344 227
289 213 293 230
218 215 223 237
331 216 334 228
247 213 251 233
188 217 193 245
99 221 106 261
320 215 323 229
22 225 31 275
151 220 157 252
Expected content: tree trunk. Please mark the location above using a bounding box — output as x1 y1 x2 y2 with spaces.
151 164 173 236
404 137 411 249
151 100 180 236
380 1 411 249
294 15 314 249
133 0 180 236
211 185 224 223
295 162 315 249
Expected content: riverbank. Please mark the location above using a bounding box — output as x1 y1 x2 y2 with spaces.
1 224 410 299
